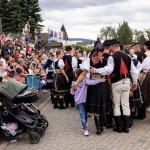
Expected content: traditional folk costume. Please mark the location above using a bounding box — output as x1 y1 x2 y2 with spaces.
94 40 139 133
102 40 114 128
43 58 54 90
43 58 54 103
80 50 111 134
129 58 143 126
63 52 77 107
141 56 150 108
129 50 147 120
53 59 68 109
141 42 150 109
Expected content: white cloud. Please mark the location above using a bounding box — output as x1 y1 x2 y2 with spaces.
39 0 150 40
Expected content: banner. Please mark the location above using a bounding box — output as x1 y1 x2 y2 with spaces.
49 30 64 39
59 31 64 39
50 30 53 38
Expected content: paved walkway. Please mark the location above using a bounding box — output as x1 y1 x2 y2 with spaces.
1 99 150 150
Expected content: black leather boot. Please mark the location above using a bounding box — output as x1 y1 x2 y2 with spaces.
64 94 69 108
59 98 66 109
113 116 122 133
99 115 104 132
122 115 130 133
53 97 59 109
134 107 146 120
94 116 102 135
129 111 136 128
106 113 114 129
51 94 54 104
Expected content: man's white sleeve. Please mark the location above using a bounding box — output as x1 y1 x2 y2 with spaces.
95 56 114 75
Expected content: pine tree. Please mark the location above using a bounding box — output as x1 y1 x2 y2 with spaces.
0 0 9 33
0 0 8 17
61 24 68 40
0 0 43 34
5 0 24 33
20 0 43 36
117 21 133 45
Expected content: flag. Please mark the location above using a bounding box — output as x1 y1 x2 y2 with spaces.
50 30 53 38
54 31 57 38
59 31 64 39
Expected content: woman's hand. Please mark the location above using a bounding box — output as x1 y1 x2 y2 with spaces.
66 76 69 83
90 66 96 73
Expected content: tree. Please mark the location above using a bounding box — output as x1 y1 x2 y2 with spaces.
99 26 117 40
145 29 150 40
5 0 24 33
20 0 43 35
0 0 9 18
61 24 68 40
138 35 146 46
117 21 133 45
0 0 9 33
133 30 144 42
0 0 43 34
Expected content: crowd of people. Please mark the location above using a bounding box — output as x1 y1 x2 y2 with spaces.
0 33 150 137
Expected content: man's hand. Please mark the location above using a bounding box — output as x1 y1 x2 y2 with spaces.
90 67 96 73
131 83 137 91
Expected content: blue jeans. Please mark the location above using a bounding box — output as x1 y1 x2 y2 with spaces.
77 102 87 130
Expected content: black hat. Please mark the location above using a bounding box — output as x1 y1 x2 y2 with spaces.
144 41 150 46
110 39 120 45
103 40 112 46
65 46 72 51
130 42 140 47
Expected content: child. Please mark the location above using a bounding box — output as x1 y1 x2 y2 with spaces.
70 69 106 136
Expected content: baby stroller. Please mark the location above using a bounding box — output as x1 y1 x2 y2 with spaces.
0 79 48 144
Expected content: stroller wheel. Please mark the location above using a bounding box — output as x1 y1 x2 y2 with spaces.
39 119 49 128
35 125 45 138
41 115 46 119
29 132 40 144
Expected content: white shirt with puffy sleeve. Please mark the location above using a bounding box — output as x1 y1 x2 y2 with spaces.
142 57 150 73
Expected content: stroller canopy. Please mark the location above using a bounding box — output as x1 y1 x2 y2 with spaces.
0 79 27 100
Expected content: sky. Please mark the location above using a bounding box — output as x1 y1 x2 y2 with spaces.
39 0 150 40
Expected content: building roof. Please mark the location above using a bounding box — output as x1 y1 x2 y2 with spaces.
40 33 49 41
45 42 63 48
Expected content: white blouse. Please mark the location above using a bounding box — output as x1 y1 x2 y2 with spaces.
142 57 150 73
79 58 90 78
52 59 65 71
79 58 90 71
